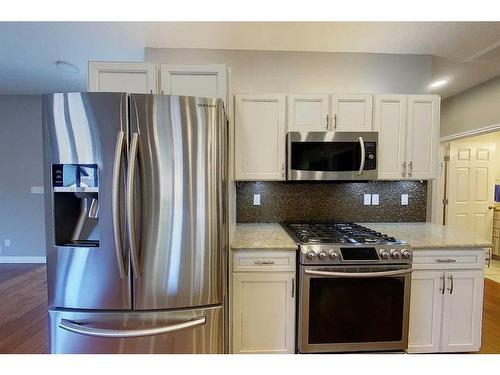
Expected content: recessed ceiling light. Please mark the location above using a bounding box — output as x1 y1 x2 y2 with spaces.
430 79 448 89
54 60 80 74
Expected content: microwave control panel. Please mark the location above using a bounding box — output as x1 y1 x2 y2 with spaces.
364 142 377 170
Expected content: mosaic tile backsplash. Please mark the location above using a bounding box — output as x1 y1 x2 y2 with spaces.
236 181 428 223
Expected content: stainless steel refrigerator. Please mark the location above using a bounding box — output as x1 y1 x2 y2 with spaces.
42 93 228 354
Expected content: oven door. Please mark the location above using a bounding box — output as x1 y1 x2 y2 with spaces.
287 131 378 181
298 264 412 353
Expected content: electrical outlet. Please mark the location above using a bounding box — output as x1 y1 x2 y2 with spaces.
4 239 10 247
401 194 409 206
372 194 379 205
30 186 44 194
363 194 371 205
253 194 261 206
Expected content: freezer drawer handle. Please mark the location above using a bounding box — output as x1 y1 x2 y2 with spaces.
304 268 412 278
59 316 207 338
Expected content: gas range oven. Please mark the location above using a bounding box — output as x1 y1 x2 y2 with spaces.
283 222 413 353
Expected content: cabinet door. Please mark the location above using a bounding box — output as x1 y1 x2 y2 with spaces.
331 94 373 132
288 94 330 132
405 95 440 179
408 270 444 353
234 94 286 181
441 270 484 352
374 95 407 179
159 64 227 107
232 272 295 354
88 62 157 93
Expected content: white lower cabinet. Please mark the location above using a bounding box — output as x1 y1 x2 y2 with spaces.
231 251 296 354
408 250 484 353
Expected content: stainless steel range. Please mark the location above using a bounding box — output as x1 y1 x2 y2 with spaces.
283 222 413 353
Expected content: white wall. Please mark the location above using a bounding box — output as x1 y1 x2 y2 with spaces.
0 95 45 262
441 75 500 139
146 48 433 94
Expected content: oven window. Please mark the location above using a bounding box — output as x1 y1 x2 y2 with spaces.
291 142 361 172
308 277 405 344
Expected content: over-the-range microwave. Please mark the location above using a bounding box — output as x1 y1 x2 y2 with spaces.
286 132 378 181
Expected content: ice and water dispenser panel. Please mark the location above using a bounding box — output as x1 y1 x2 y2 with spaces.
52 164 99 247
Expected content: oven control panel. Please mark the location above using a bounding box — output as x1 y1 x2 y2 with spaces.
300 244 412 265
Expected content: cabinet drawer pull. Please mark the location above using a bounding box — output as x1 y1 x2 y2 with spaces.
254 260 275 265
436 258 457 263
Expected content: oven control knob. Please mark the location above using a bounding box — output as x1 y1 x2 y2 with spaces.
379 250 389 260
307 251 317 260
318 251 328 260
390 249 400 259
329 250 340 260
401 249 411 259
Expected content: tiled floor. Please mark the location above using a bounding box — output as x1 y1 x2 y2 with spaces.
485 259 500 283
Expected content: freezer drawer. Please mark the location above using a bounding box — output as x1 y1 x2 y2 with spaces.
49 305 223 354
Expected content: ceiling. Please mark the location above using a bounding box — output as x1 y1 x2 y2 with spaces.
1 22 500 97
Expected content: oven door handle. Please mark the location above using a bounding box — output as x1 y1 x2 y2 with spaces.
358 136 365 176
304 268 413 278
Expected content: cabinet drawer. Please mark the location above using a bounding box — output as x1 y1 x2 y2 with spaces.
412 249 486 270
233 251 296 272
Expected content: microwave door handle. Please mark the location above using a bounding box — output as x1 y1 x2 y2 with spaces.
304 269 413 278
358 136 365 176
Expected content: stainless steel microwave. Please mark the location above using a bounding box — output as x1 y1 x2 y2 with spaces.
287 132 378 180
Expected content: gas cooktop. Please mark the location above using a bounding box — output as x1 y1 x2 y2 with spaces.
282 222 411 265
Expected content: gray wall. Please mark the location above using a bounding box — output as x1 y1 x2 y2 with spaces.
146 48 433 94
0 95 45 259
441 74 500 138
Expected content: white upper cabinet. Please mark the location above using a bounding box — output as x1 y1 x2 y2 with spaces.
288 94 330 132
234 93 286 181
405 95 440 179
374 95 407 179
159 64 227 107
375 94 440 180
331 94 373 132
88 62 157 93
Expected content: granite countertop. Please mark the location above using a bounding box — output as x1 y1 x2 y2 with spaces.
231 224 297 250
362 222 492 250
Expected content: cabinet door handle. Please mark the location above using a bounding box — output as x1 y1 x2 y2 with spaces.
254 260 275 265
291 277 295 298
326 114 330 130
436 258 457 263
408 161 413 177
440 274 445 295
333 114 337 129
402 162 406 177
447 274 454 294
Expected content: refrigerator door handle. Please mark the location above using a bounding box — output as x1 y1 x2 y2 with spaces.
59 316 206 338
112 130 127 278
127 132 141 278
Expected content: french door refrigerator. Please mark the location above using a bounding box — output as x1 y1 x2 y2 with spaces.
42 92 228 354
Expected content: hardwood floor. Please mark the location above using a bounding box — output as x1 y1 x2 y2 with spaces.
1 264 500 354
0 264 49 354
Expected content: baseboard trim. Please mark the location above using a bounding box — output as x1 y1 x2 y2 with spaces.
0 256 46 264
440 122 500 143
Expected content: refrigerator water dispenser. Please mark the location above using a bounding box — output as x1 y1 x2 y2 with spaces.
52 164 99 247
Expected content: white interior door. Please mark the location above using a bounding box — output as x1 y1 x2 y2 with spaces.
447 140 496 240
